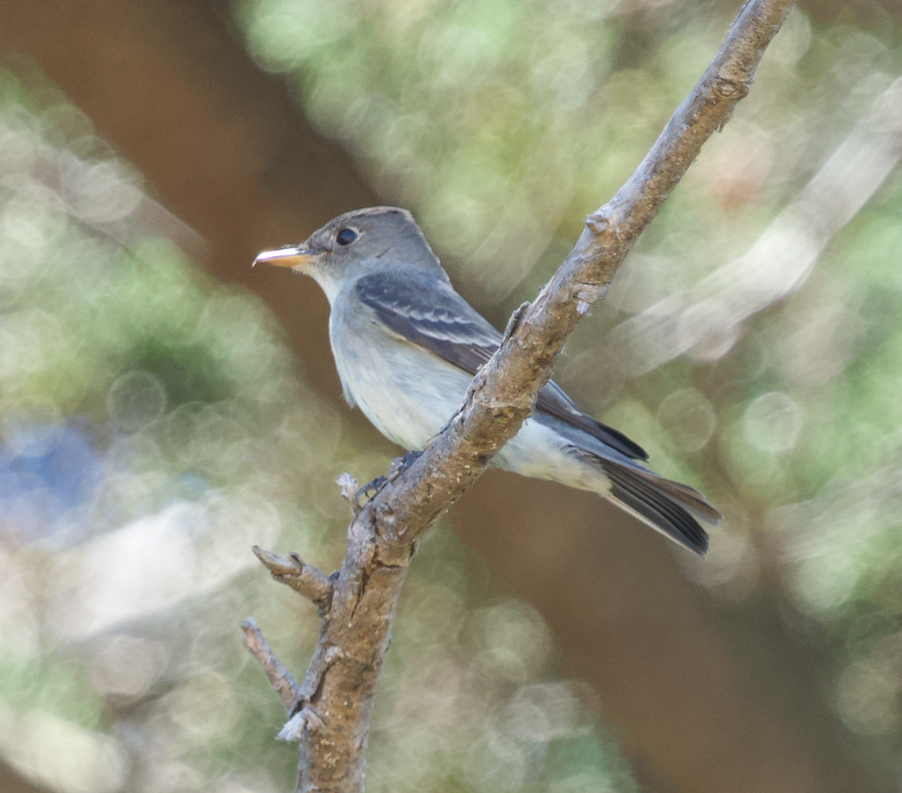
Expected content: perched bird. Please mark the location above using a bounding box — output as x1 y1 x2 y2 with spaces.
255 207 720 554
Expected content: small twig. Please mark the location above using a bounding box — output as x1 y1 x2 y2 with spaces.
335 473 362 516
295 644 344 711
252 546 334 609
241 618 301 712
277 706 326 742
502 301 531 338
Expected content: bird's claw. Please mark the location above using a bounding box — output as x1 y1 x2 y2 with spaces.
355 451 424 505
356 476 388 504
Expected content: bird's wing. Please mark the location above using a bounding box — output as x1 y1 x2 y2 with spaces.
355 272 648 461
355 271 500 374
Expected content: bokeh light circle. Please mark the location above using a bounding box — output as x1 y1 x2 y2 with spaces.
656 388 716 452
107 370 166 433
742 391 803 453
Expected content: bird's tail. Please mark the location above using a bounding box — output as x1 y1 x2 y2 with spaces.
593 456 721 555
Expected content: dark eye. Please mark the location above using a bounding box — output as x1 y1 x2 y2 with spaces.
336 228 358 246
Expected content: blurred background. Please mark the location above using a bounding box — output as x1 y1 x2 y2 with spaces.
0 1 900 792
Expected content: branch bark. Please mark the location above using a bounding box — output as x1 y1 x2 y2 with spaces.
245 2 796 791
242 618 303 712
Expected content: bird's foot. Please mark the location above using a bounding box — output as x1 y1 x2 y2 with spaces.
356 476 388 504
355 451 424 505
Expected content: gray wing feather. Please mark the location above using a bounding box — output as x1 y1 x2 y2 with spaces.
355 272 648 461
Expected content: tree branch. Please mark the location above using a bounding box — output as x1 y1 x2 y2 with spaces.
242 618 302 712
365 0 794 544
253 546 335 615
245 2 796 791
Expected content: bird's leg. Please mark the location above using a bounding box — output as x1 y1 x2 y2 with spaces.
355 450 424 505
355 475 388 504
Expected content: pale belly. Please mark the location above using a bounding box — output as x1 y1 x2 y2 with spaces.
333 329 471 451
330 326 610 496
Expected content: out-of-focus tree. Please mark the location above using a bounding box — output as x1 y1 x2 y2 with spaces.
0 2 899 793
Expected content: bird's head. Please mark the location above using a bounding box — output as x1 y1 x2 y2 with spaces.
254 206 444 302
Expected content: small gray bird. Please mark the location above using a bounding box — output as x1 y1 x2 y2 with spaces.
255 207 720 554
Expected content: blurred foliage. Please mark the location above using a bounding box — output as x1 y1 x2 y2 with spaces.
235 0 902 655
0 52 635 793
2 0 902 791
237 0 902 780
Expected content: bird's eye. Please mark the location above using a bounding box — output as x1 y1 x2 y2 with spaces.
335 228 358 246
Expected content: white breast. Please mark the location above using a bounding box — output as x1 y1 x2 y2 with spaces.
330 314 473 451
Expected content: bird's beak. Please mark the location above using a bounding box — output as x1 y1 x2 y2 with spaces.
252 245 318 268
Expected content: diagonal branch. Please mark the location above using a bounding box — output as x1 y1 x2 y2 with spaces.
244 2 796 792
368 0 795 543
609 73 902 377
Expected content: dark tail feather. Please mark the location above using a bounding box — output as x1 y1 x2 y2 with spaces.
645 475 723 524
597 458 721 555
